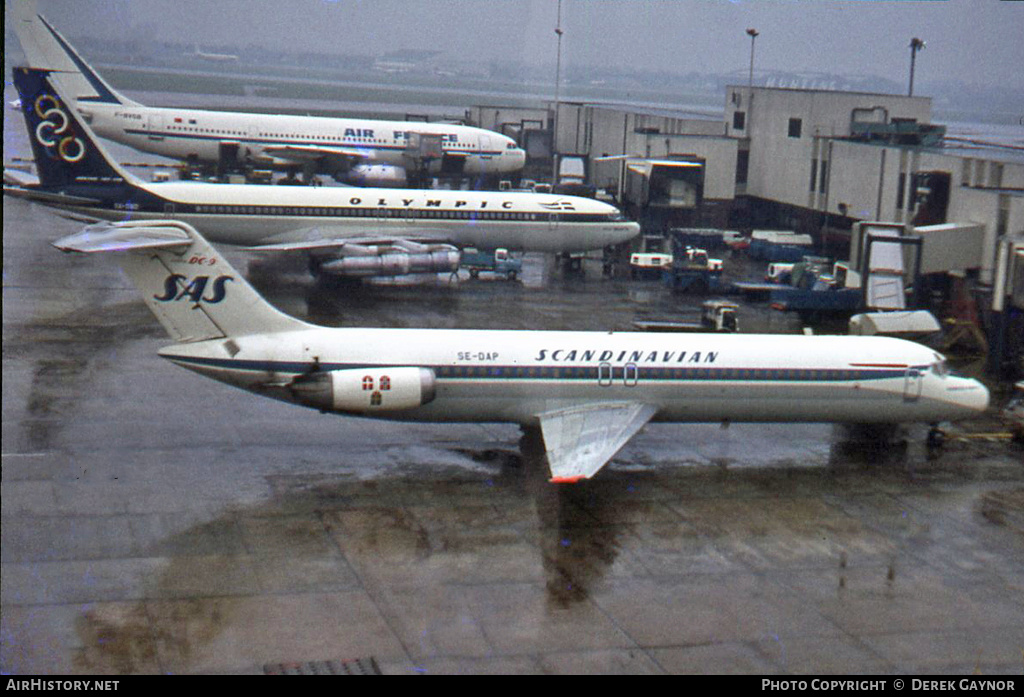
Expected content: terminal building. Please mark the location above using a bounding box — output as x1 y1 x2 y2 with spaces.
471 86 1023 375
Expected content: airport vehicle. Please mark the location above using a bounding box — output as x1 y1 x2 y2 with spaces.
53 219 989 483
748 230 814 262
14 14 526 185
769 258 863 320
460 248 521 280
765 263 795 283
5 68 638 279
722 230 750 252
629 252 673 279
663 247 725 293
633 299 739 333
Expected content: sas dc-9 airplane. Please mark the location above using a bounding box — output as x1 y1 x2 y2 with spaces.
6 68 637 278
14 13 526 185
54 219 989 483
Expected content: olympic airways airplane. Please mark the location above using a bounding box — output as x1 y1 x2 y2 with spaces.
14 13 526 185
52 219 989 483
6 67 637 278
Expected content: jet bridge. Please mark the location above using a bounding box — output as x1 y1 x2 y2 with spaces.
850 222 923 311
621 157 705 230
989 237 1024 376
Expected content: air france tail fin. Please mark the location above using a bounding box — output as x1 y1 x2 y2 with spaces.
53 220 309 342
12 67 136 188
14 13 140 107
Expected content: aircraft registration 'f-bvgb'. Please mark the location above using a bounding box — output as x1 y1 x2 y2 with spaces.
14 13 527 185
53 219 990 483
6 68 638 278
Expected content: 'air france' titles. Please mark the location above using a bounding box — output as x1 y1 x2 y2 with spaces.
534 348 719 364
343 128 461 143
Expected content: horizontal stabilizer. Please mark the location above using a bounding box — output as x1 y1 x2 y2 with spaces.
53 220 192 253
53 220 308 342
3 168 40 187
3 184 99 206
538 402 658 483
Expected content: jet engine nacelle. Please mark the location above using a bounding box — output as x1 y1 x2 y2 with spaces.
342 163 408 187
319 250 460 277
289 367 436 413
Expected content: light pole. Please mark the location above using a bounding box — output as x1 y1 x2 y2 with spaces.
746 27 759 92
908 37 925 96
553 0 564 183
745 28 758 133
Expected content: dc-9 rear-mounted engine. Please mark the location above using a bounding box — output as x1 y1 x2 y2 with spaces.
289 367 436 413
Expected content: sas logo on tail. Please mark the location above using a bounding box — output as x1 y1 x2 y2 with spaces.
154 274 234 304
32 93 87 163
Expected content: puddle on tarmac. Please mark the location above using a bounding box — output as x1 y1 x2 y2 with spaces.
68 430 1021 674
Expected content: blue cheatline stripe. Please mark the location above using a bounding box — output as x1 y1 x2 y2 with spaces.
163 354 912 383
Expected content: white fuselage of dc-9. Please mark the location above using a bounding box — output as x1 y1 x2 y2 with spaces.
165 329 990 427
53 219 990 482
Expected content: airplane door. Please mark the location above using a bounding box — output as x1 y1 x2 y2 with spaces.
376 201 391 229
147 113 165 141
441 153 467 175
479 134 492 159
903 368 923 402
247 125 260 158
598 362 613 387
548 210 559 238
624 363 639 387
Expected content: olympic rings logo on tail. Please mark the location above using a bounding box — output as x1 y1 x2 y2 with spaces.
32 93 87 163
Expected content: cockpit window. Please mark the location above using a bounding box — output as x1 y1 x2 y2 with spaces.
932 360 949 377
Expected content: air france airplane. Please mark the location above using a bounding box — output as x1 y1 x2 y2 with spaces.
15 13 526 185
53 219 990 483
7 68 637 278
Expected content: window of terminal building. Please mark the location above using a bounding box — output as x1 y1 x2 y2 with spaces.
788 118 802 138
736 150 749 185
733 111 746 131
990 162 1004 188
997 195 1009 237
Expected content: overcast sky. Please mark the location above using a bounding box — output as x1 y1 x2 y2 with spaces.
6 0 1023 90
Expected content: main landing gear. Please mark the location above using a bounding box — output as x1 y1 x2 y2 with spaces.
926 423 947 449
